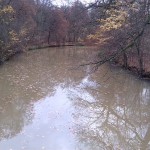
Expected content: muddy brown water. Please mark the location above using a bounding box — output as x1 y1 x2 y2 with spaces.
0 46 150 150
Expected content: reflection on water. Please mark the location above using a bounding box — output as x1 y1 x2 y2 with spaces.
0 46 149 150
71 66 150 150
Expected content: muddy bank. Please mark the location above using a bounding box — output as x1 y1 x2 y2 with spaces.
0 50 23 65
28 42 85 50
112 58 150 80
0 43 85 64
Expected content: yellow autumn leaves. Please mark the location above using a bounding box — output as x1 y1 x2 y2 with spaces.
9 30 20 44
88 8 128 45
86 0 142 45
0 5 14 18
0 5 15 24
0 2 28 46
101 9 127 31
0 6 14 14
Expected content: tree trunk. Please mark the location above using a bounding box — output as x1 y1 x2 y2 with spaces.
136 39 143 77
48 31 51 45
123 51 128 68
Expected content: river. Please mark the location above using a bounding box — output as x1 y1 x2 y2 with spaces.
0 46 150 150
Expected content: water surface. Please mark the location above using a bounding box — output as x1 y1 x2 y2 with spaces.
0 46 150 150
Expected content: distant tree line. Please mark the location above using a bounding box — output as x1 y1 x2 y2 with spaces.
0 0 100 62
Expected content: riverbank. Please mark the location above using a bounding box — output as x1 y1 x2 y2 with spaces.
112 55 150 79
28 42 85 51
1 44 150 80
0 42 85 64
0 50 23 65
